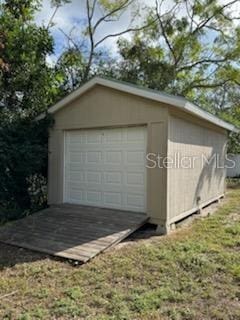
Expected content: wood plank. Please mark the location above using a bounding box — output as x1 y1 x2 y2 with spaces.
3 240 90 262
0 215 145 238
3 229 118 245
0 230 122 249
6 210 143 227
48 207 145 222
0 215 147 240
0 205 149 262
0 223 129 242
32 211 144 226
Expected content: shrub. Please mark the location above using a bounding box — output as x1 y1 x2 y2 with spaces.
0 115 53 222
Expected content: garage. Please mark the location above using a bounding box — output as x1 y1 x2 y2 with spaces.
64 127 147 212
43 76 238 234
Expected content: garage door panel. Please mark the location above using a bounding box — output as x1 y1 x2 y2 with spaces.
67 171 85 182
126 127 146 142
66 131 85 144
67 144 85 152
68 151 85 163
86 190 102 203
86 151 102 163
68 183 103 192
64 127 147 212
127 172 145 186
66 191 146 212
126 151 146 165
68 189 84 203
105 129 123 143
105 172 122 185
86 131 103 144
104 151 123 165
86 171 102 184
103 192 122 206
66 181 146 193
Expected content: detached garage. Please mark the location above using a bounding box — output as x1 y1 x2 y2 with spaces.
44 77 238 234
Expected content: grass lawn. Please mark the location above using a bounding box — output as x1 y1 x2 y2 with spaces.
0 187 240 320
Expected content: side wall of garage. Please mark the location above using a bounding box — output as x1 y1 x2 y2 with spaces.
48 84 169 226
167 111 228 225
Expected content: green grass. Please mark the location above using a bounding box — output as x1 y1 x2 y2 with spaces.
0 187 240 320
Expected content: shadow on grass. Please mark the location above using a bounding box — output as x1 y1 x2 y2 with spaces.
0 225 158 270
227 178 240 189
124 223 158 242
0 243 52 269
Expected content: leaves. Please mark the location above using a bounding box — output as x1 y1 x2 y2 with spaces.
108 0 240 111
0 0 58 217
0 0 61 117
55 48 87 93
0 115 53 215
51 0 71 7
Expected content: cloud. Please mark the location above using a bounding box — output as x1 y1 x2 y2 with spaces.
35 0 85 55
35 0 154 57
35 0 240 60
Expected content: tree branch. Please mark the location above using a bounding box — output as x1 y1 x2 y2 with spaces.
192 0 240 35
94 21 156 48
205 24 228 38
89 0 97 20
177 57 230 72
93 0 134 33
83 0 95 81
183 79 231 94
58 28 79 50
155 0 177 64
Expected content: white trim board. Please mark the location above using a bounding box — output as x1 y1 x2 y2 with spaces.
37 77 239 133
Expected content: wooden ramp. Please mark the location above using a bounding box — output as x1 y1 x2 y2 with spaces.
0 205 148 263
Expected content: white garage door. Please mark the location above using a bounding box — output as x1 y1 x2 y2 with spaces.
64 127 147 212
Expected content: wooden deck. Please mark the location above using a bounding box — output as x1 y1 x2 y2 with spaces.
0 205 148 263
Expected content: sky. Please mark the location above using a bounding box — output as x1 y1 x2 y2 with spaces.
35 0 174 64
35 0 240 64
35 0 154 63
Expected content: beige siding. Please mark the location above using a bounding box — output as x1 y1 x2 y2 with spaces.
48 84 168 225
48 129 64 204
167 114 227 223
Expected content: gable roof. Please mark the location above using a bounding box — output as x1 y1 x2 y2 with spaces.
37 76 239 133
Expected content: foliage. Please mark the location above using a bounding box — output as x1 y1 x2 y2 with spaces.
219 105 240 153
228 132 240 154
55 0 151 88
0 116 53 222
113 0 240 112
0 0 58 221
0 0 60 118
51 0 71 6
55 48 87 93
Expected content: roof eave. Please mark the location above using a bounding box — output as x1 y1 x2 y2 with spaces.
184 102 238 133
36 76 239 133
36 77 99 121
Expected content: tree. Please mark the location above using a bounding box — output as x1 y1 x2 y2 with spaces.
54 46 87 94
0 0 59 118
0 116 52 220
219 93 240 153
114 0 240 113
0 0 57 219
55 0 157 90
